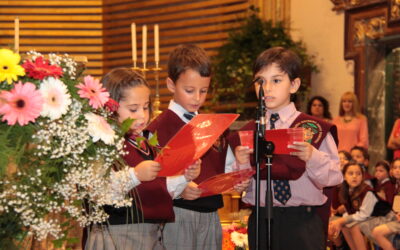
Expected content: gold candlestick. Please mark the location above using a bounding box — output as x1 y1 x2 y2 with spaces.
152 61 162 118
14 17 19 53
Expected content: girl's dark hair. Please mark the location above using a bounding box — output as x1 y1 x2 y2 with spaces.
339 162 366 205
306 95 332 119
101 67 152 116
339 150 352 161
253 46 301 81
351 146 370 160
375 160 390 174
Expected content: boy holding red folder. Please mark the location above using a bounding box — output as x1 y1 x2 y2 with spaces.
146 44 251 250
229 47 343 250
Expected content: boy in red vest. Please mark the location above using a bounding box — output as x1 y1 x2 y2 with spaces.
231 47 343 250
146 44 251 250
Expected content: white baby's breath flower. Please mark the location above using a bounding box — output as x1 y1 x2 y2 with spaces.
39 77 71 120
85 112 115 145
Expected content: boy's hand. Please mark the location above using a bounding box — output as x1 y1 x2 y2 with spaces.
396 213 400 222
184 159 201 181
134 160 161 182
180 181 202 200
235 146 253 165
233 178 251 193
288 141 314 162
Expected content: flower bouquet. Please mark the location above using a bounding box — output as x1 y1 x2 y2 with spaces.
222 222 249 250
0 48 133 248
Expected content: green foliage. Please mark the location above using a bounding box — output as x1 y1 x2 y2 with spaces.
121 118 134 135
148 131 158 147
0 123 35 178
211 8 317 119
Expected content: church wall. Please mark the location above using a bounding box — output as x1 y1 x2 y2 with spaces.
290 0 355 117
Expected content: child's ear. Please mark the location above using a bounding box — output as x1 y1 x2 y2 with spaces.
166 77 176 93
289 78 301 94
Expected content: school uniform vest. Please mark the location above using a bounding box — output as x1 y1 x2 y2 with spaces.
373 178 396 205
104 138 174 224
396 180 400 195
146 109 227 212
228 113 338 180
340 184 372 215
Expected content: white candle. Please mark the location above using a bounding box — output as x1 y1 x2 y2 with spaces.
14 17 19 53
142 25 147 65
131 23 137 63
154 24 159 62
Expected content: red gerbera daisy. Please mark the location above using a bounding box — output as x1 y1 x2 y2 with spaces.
22 56 63 80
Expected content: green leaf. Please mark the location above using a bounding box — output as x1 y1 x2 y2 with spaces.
120 118 135 134
148 132 159 147
135 136 146 146
66 237 80 244
52 239 64 248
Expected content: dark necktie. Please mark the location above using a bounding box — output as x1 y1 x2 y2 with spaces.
270 113 292 205
183 112 195 121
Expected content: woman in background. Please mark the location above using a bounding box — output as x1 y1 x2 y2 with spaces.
333 91 368 152
387 118 400 159
306 95 332 122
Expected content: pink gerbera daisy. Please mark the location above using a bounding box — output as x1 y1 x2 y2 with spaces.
76 75 109 109
0 82 44 126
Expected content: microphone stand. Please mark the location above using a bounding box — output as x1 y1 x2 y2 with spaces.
254 81 274 250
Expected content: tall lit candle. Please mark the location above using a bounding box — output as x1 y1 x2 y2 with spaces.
131 23 137 64
142 25 147 65
154 24 159 62
14 17 19 53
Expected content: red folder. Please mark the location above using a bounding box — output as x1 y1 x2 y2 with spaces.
198 168 255 197
155 114 239 176
239 128 304 154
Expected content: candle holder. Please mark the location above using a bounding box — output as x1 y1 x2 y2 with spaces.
132 23 161 118
152 61 162 118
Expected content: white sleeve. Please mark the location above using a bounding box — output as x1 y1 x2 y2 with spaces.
345 191 378 223
167 175 189 199
225 145 235 173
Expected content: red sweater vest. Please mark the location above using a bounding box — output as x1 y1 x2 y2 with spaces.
373 178 396 205
146 109 228 212
104 139 174 224
228 113 338 180
340 183 372 215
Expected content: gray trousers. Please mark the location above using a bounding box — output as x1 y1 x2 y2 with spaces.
162 207 222 250
85 223 164 250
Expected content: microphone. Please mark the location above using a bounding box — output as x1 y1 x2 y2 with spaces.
258 87 266 127
256 78 266 133
252 77 265 85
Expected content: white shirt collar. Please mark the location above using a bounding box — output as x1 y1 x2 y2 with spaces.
168 99 198 123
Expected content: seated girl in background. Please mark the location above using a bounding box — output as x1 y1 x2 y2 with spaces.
372 161 396 205
388 118 400 160
368 158 400 250
329 162 378 250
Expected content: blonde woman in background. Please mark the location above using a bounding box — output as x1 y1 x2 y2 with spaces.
333 91 369 152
